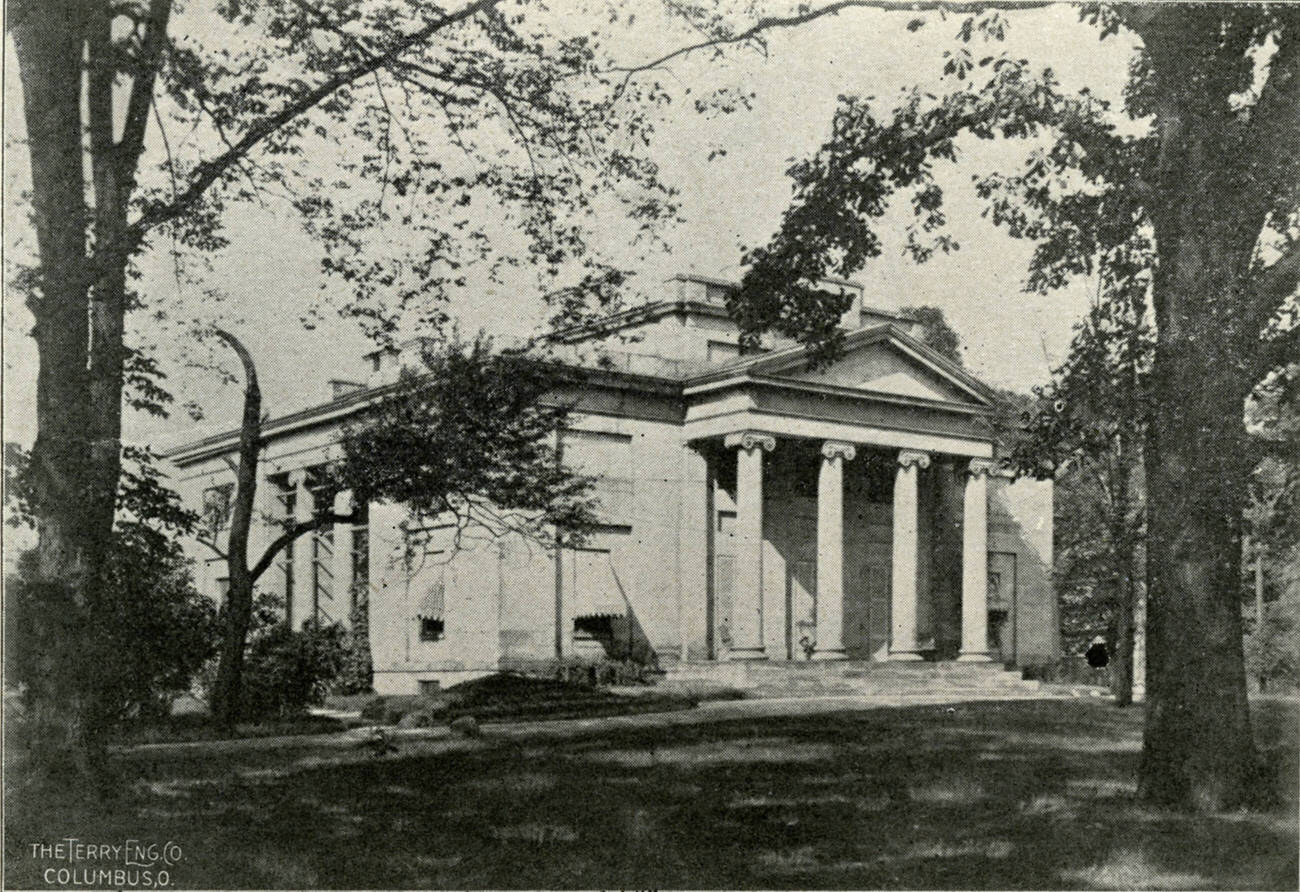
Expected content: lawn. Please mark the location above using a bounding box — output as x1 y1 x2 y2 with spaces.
5 698 1296 890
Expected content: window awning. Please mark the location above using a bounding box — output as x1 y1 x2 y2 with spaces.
410 563 445 620
567 549 626 619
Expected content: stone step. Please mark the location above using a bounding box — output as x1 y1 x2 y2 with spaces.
664 660 1042 700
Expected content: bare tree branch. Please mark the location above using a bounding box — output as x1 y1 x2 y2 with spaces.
250 512 357 583
618 0 1052 80
118 0 174 181
126 0 502 247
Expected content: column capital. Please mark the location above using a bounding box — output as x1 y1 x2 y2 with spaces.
966 457 997 479
821 440 857 462
724 431 777 453
897 449 931 470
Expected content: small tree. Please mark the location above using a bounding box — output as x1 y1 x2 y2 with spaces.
202 330 596 726
1013 299 1152 706
337 337 598 540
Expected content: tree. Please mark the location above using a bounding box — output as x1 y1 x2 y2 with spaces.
201 330 596 726
898 305 963 365
5 445 215 772
666 3 1300 810
1013 300 1152 706
9 0 674 766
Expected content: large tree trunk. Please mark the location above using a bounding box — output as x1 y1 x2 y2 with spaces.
10 1 110 777
1140 361 1254 810
1137 184 1257 812
1131 9 1271 813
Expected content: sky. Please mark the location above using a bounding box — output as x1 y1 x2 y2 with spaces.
3 2 1141 453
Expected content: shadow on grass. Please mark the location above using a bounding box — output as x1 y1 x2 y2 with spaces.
5 700 1296 890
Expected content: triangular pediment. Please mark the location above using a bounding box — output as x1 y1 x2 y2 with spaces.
745 326 992 406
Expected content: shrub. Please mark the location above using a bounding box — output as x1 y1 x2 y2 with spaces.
240 619 349 720
5 531 218 725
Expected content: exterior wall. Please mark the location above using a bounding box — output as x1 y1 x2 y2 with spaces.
368 501 511 694
988 475 1058 667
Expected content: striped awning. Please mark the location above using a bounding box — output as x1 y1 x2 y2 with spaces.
567 548 626 619
418 572 445 620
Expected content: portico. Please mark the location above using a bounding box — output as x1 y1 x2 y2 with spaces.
685 324 1004 663
701 429 997 662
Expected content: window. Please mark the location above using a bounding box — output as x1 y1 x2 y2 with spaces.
311 526 335 621
564 546 626 622
269 476 297 618
573 614 613 641
412 536 447 643
202 483 235 534
561 429 634 523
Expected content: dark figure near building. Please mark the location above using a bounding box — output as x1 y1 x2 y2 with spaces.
1085 635 1110 669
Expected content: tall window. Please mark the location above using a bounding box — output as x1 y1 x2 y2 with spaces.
306 467 340 622
350 501 369 613
269 475 297 624
406 524 451 643
561 429 634 525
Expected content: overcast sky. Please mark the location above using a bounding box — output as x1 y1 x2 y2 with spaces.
3 3 1140 453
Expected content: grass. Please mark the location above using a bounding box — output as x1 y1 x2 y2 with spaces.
5 698 1296 890
107 712 352 747
360 672 701 725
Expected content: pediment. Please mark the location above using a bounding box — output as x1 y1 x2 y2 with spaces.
752 328 990 406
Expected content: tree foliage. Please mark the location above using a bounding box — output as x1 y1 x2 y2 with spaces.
898 305 963 365
339 336 599 544
1012 298 1152 705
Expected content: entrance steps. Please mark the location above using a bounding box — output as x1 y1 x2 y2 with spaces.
663 660 1043 701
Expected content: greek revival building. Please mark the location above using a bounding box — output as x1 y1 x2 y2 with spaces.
169 275 1057 694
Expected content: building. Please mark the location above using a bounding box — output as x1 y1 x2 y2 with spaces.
168 274 1057 694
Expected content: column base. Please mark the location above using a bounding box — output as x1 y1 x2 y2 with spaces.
888 650 925 662
728 648 768 661
957 651 994 662
811 648 848 661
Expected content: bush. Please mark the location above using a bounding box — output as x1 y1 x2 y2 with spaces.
1245 597 1300 691
239 619 349 720
5 531 218 725
552 657 652 687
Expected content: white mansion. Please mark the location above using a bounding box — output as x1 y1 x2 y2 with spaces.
169 275 1057 694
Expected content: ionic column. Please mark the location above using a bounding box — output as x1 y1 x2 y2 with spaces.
959 458 996 661
814 441 856 660
724 431 775 660
890 449 930 660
